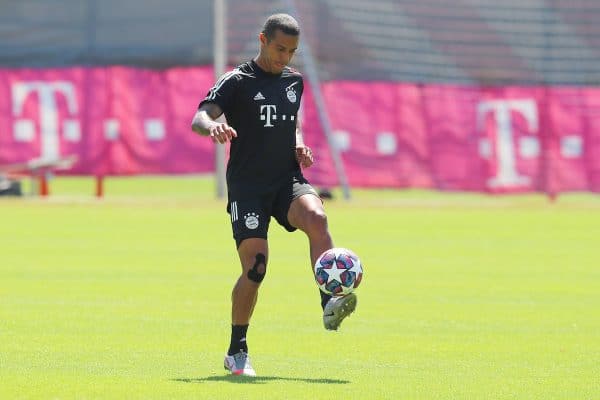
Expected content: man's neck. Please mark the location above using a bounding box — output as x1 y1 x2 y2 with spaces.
253 56 269 73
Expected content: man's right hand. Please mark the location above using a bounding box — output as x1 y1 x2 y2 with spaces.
191 104 237 142
208 122 237 144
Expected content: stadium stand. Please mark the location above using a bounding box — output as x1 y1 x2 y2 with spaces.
0 0 599 85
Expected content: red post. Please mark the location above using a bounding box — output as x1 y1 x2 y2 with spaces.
96 175 104 198
39 174 49 196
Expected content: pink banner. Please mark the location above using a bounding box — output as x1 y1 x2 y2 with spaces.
0 67 215 176
304 83 600 193
1 66 599 193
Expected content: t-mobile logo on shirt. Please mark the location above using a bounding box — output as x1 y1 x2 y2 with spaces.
260 105 277 127
259 104 295 127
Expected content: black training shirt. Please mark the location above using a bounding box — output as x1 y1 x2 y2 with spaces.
199 60 304 192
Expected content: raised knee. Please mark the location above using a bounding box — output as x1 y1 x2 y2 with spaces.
247 253 267 283
305 208 328 232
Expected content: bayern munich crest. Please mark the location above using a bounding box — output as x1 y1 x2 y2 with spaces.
244 212 259 229
286 88 297 103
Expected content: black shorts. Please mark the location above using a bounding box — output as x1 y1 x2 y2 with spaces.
227 174 319 247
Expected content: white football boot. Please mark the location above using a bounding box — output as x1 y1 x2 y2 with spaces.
323 293 357 330
223 351 256 376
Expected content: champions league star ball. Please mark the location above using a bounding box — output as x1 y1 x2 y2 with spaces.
314 248 363 296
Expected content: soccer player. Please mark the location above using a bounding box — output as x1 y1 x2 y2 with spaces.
191 13 357 377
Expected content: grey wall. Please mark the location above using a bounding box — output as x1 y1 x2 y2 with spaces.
1 0 599 85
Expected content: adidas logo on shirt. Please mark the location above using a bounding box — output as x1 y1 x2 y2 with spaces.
253 92 265 101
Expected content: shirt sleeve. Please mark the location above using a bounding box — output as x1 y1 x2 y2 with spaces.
198 70 240 114
298 77 304 102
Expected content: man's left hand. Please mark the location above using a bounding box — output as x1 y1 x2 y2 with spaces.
295 145 314 168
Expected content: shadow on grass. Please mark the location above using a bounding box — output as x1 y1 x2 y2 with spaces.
173 375 350 385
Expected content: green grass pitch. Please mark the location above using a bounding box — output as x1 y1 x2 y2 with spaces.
1 176 599 399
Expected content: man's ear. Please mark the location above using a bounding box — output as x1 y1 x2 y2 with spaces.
259 32 267 46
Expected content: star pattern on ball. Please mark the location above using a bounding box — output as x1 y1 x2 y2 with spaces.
325 262 346 285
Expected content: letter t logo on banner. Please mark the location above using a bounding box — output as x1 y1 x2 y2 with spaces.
477 99 538 189
12 81 80 160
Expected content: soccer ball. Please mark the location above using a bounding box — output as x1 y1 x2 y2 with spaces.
314 248 363 296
